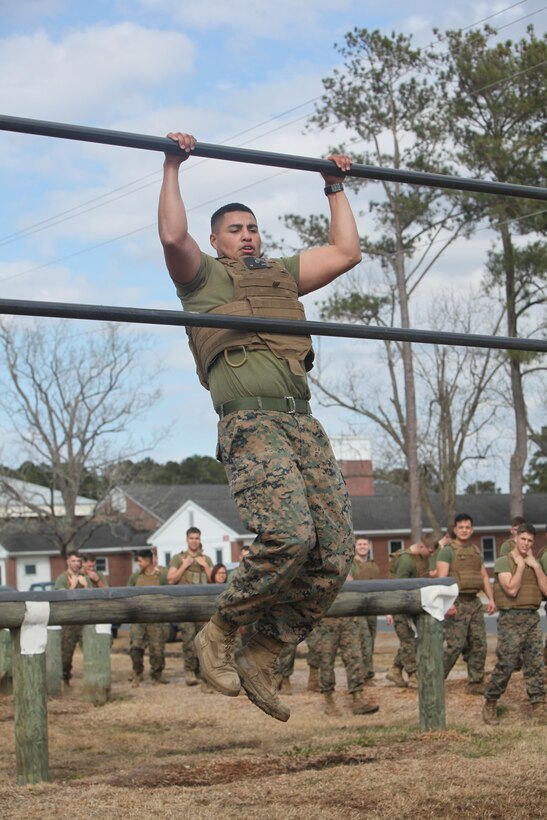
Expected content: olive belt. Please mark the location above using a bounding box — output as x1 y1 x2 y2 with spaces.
216 396 312 419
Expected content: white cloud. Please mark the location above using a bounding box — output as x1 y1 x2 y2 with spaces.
0 23 195 121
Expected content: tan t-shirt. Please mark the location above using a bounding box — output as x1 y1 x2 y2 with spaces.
176 253 310 408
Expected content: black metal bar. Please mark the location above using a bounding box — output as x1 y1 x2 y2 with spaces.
1 114 546 201
0 297 545 353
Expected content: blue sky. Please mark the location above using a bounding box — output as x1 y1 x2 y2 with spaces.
0 1 545 486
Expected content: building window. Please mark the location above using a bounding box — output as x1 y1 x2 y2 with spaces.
215 549 223 565
481 537 495 564
24 564 37 575
95 558 108 574
388 540 404 555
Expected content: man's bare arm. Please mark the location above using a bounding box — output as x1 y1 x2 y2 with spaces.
158 132 202 286
298 154 362 295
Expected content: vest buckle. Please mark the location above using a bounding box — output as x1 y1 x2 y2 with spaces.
285 396 296 413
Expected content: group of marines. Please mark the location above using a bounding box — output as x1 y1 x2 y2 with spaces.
54 515 546 724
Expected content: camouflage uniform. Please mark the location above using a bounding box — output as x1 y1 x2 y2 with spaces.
485 550 547 705
350 558 380 678
169 550 212 677
318 617 365 694
306 624 322 670
389 551 429 677
438 541 488 684
485 609 545 704
274 639 297 681
443 595 487 683
54 570 87 683
216 410 354 644
127 566 169 680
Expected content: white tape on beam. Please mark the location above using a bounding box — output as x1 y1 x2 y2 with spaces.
21 601 50 655
95 623 111 635
420 583 459 621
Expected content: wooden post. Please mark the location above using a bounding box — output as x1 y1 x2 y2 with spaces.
416 612 446 731
0 628 13 694
11 628 49 784
46 626 62 697
81 624 111 705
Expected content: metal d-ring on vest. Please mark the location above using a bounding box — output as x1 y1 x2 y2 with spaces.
224 347 248 368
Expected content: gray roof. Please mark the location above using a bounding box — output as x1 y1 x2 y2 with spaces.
351 492 547 533
0 522 149 555
123 483 546 535
121 483 246 533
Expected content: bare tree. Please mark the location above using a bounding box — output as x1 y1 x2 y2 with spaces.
311 288 504 529
0 319 164 556
286 29 475 539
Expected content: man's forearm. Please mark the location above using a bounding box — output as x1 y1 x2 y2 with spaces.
158 161 188 248
327 191 361 266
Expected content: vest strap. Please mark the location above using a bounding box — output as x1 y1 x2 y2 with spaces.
217 396 311 419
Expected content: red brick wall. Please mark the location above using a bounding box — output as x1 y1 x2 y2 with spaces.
339 460 374 497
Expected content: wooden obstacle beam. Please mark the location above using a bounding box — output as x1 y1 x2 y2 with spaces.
0 579 457 784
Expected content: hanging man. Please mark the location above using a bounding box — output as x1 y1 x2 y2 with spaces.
158 132 362 721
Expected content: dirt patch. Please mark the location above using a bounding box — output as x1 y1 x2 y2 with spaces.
0 629 545 820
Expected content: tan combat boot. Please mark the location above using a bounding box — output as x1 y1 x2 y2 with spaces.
468 681 485 696
200 679 214 694
151 673 169 685
184 669 199 687
279 676 292 695
323 692 341 716
482 700 500 725
131 671 143 688
307 666 320 692
386 666 407 688
531 702 546 723
406 673 418 690
194 614 241 697
235 633 290 722
351 691 380 715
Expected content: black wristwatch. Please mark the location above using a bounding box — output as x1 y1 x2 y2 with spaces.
324 183 345 196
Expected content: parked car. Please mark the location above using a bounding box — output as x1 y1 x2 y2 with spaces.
29 581 55 592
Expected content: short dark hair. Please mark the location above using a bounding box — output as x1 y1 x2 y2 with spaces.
511 516 526 527
80 554 95 562
454 513 473 526
210 203 256 233
67 551 80 559
516 523 536 537
186 527 201 537
136 549 153 560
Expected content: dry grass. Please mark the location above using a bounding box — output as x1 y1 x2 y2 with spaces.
0 631 545 820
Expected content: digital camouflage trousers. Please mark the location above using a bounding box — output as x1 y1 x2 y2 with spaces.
178 621 207 674
306 624 322 669
61 624 83 682
392 614 417 676
318 617 365 694
216 410 354 644
485 609 545 704
129 623 167 678
443 594 487 683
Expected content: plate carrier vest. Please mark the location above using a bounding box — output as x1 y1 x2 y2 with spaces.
186 257 315 389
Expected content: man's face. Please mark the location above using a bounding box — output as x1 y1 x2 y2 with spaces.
417 542 434 559
137 556 152 571
82 559 95 573
355 539 370 559
210 211 261 260
514 531 534 556
187 532 201 553
67 555 81 573
453 519 474 543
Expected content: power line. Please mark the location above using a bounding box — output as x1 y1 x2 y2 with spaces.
0 2 536 248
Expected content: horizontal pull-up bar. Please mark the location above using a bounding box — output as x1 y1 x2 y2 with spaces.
0 297 545 353
1 114 546 202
